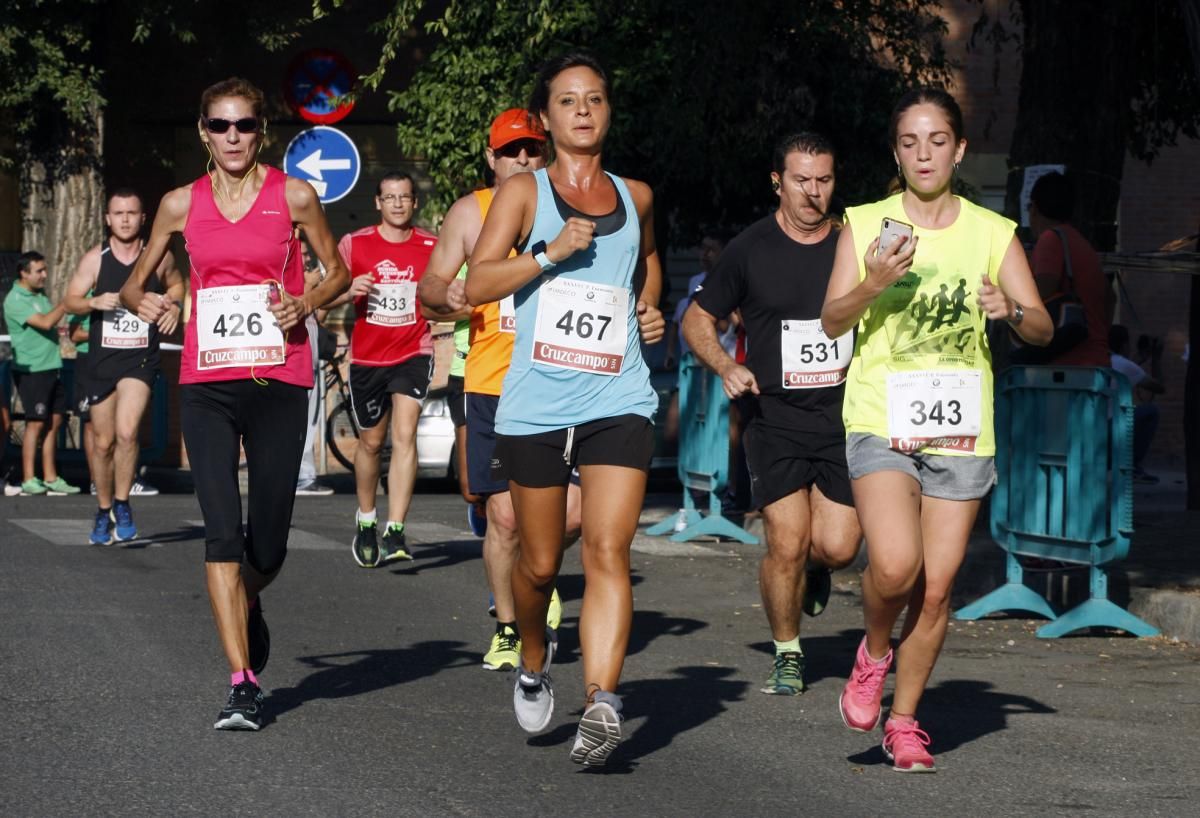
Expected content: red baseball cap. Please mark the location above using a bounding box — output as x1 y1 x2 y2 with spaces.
489 108 546 150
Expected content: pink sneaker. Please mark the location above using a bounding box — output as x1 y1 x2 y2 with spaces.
882 718 936 773
838 636 893 732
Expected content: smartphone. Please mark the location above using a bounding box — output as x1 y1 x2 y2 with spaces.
877 217 914 255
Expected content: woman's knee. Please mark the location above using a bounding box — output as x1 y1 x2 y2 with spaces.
582 537 632 575
869 559 920 600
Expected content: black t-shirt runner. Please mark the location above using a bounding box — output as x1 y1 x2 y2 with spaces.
693 214 848 434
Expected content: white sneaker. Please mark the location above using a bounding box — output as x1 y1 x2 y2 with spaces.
513 667 554 733
3 480 21 497
569 692 624 766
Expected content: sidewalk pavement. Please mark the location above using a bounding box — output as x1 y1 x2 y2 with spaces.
637 463 1200 645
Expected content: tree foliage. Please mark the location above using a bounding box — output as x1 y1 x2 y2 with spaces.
374 0 953 242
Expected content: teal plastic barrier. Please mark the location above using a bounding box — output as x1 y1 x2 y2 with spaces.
954 366 1158 637
647 353 758 544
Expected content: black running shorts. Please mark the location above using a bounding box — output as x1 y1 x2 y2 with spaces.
742 419 854 509
446 374 467 429
349 355 433 430
492 414 654 489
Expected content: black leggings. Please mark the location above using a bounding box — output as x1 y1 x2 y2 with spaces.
181 379 308 575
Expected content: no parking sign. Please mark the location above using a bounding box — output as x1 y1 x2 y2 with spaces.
284 49 357 125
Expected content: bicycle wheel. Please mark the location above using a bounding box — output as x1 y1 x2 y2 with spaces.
325 399 359 472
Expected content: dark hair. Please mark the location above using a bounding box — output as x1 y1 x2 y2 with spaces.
528 52 610 120
107 187 143 209
376 171 416 197
773 131 836 175
1109 323 1131 353
1030 171 1074 222
888 87 964 145
199 77 265 120
16 250 45 274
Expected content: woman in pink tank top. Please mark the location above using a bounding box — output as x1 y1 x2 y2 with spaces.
121 77 349 731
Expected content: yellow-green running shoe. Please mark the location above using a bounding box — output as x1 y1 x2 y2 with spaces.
483 624 520 671
761 650 806 695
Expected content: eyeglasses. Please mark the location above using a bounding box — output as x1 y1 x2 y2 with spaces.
495 139 544 159
379 194 415 205
203 117 260 134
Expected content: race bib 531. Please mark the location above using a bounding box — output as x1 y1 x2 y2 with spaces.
780 319 851 388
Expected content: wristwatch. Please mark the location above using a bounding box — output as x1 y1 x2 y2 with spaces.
531 240 556 273
1008 302 1024 325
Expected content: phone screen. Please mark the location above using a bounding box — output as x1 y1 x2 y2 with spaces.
878 218 914 255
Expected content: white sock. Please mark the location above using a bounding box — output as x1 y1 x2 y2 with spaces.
356 508 377 525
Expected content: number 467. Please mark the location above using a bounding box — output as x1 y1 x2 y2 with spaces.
555 309 611 340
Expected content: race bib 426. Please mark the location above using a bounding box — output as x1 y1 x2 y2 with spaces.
195 285 286 371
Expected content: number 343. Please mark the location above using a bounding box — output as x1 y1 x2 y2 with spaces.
908 399 962 426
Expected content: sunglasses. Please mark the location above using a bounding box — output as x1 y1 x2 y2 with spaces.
203 117 260 134
495 139 544 159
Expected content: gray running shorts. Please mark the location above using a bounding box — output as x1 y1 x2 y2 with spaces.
845 432 995 501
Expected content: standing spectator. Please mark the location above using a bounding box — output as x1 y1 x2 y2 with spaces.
1110 324 1165 484
1028 172 1113 366
2 251 80 495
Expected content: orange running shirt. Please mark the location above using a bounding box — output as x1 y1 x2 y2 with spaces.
464 187 516 396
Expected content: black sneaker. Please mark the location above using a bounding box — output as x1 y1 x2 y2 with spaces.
379 524 413 564
248 598 270 675
352 519 379 568
803 566 832 617
214 681 264 730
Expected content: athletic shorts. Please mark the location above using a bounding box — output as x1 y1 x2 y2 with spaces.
446 374 467 428
466 393 507 496
13 370 66 422
87 364 159 407
743 420 854 509
349 355 432 430
493 414 654 489
845 432 996 501
73 353 92 421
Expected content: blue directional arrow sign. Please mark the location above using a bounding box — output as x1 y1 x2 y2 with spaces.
283 126 361 204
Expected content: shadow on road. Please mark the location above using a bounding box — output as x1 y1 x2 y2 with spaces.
265 640 476 725
137 524 206 546
551 607 707 667
388 539 482 575
845 678 1056 766
528 665 748 773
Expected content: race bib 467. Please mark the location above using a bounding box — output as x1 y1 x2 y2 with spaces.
532 277 628 375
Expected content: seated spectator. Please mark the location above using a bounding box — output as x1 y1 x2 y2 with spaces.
1110 324 1165 484
1029 172 1113 366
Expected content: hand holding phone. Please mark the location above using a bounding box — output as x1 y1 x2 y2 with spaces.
877 217 914 256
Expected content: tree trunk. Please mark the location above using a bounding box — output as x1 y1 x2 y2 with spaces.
1004 1 1135 251
20 109 104 304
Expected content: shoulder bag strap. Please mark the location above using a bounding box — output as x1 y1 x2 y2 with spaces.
1050 227 1076 296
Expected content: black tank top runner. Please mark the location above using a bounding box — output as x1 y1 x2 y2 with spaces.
87 239 162 384
549 175 627 237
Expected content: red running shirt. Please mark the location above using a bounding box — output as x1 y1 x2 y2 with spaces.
180 167 312 387
338 226 437 366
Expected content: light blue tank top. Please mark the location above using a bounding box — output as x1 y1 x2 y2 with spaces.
495 168 657 435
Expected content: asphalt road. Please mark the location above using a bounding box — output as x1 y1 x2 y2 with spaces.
3 490 1199 817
